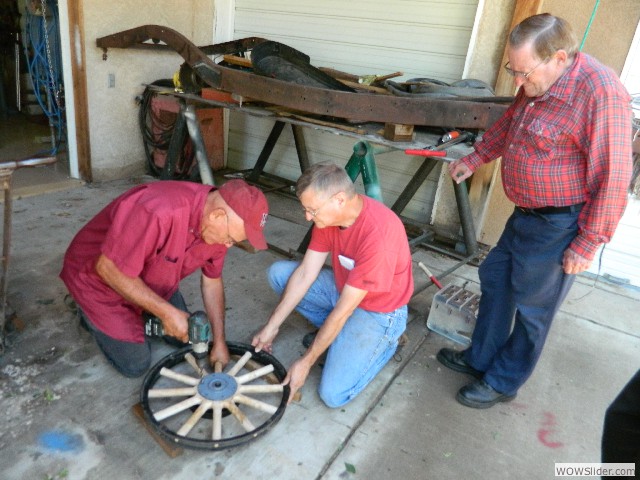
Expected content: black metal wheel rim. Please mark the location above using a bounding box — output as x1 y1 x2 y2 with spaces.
140 341 290 450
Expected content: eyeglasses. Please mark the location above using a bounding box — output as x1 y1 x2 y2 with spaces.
503 57 549 80
302 194 336 218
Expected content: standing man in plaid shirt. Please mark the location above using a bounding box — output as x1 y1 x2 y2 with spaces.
437 13 633 408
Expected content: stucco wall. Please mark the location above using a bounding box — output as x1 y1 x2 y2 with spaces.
84 1 214 180
546 0 640 74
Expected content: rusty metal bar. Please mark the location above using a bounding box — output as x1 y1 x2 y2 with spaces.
452 179 479 257
291 125 311 173
391 157 439 214
96 25 511 130
183 102 215 185
246 121 287 183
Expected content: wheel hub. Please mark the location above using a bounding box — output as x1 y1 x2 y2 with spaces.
197 372 238 401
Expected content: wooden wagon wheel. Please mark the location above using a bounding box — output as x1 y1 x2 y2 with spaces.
140 342 289 450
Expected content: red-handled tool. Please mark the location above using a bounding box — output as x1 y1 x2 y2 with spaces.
418 262 444 289
404 149 447 157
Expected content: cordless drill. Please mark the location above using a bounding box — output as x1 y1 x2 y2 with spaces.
144 311 211 359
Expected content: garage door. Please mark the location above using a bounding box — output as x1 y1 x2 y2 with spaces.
227 0 480 221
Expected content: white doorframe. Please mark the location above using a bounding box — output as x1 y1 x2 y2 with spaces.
214 0 235 43
57 0 79 179
621 19 640 92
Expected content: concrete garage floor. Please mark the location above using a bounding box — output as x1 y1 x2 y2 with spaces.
0 176 638 480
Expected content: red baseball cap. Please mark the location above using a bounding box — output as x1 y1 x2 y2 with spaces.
218 179 269 250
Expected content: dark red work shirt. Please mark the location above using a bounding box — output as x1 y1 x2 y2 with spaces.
464 52 633 260
60 181 227 342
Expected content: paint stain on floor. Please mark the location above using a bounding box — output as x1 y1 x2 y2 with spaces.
38 431 85 453
537 412 564 449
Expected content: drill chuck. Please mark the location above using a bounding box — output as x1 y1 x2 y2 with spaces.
144 311 211 358
188 311 211 359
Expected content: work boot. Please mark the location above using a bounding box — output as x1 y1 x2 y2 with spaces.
302 330 318 349
436 348 483 380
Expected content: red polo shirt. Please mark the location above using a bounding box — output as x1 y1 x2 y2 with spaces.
60 181 227 342
308 195 413 312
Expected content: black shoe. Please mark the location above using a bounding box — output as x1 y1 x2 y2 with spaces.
302 331 318 349
436 348 483 380
78 313 91 333
76 308 94 334
456 380 516 409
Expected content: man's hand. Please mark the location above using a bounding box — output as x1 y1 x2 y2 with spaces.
251 323 279 353
209 341 230 369
282 357 311 405
562 248 592 275
448 159 473 184
161 311 189 343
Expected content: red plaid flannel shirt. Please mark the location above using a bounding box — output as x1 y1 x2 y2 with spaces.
464 53 633 260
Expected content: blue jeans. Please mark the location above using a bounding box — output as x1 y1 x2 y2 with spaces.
464 208 578 396
268 261 407 408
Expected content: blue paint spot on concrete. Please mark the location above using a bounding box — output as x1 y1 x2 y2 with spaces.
38 431 85 453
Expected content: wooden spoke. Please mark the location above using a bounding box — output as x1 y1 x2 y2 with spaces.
235 364 274 384
226 351 252 376
148 387 197 398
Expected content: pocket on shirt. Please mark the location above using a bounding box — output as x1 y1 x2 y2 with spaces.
143 255 181 294
525 120 562 162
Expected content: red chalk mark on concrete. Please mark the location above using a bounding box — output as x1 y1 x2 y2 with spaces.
537 412 564 449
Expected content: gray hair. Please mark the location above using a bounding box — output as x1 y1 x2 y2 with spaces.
509 13 578 60
296 163 356 199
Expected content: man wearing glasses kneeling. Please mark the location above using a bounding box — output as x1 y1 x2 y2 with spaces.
252 163 413 408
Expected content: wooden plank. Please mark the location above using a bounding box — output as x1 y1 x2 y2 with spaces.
131 403 184 458
65 0 93 182
494 0 546 96
318 66 361 83
471 0 546 244
222 54 253 68
271 109 367 135
383 123 414 142
337 80 390 94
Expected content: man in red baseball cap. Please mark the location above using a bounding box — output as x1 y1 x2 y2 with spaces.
61 179 268 377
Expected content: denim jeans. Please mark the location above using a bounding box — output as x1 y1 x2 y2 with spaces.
464 208 579 395
268 260 407 408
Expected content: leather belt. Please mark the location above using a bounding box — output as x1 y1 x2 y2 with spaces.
516 202 585 215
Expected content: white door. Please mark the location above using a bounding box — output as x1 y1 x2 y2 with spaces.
227 0 480 221
586 19 640 288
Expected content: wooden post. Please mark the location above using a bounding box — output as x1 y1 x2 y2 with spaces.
468 0 546 245
65 0 92 181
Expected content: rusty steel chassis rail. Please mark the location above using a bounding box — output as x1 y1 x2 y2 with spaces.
96 25 510 130
0 156 57 354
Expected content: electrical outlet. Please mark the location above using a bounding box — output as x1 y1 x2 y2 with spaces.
108 73 115 88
